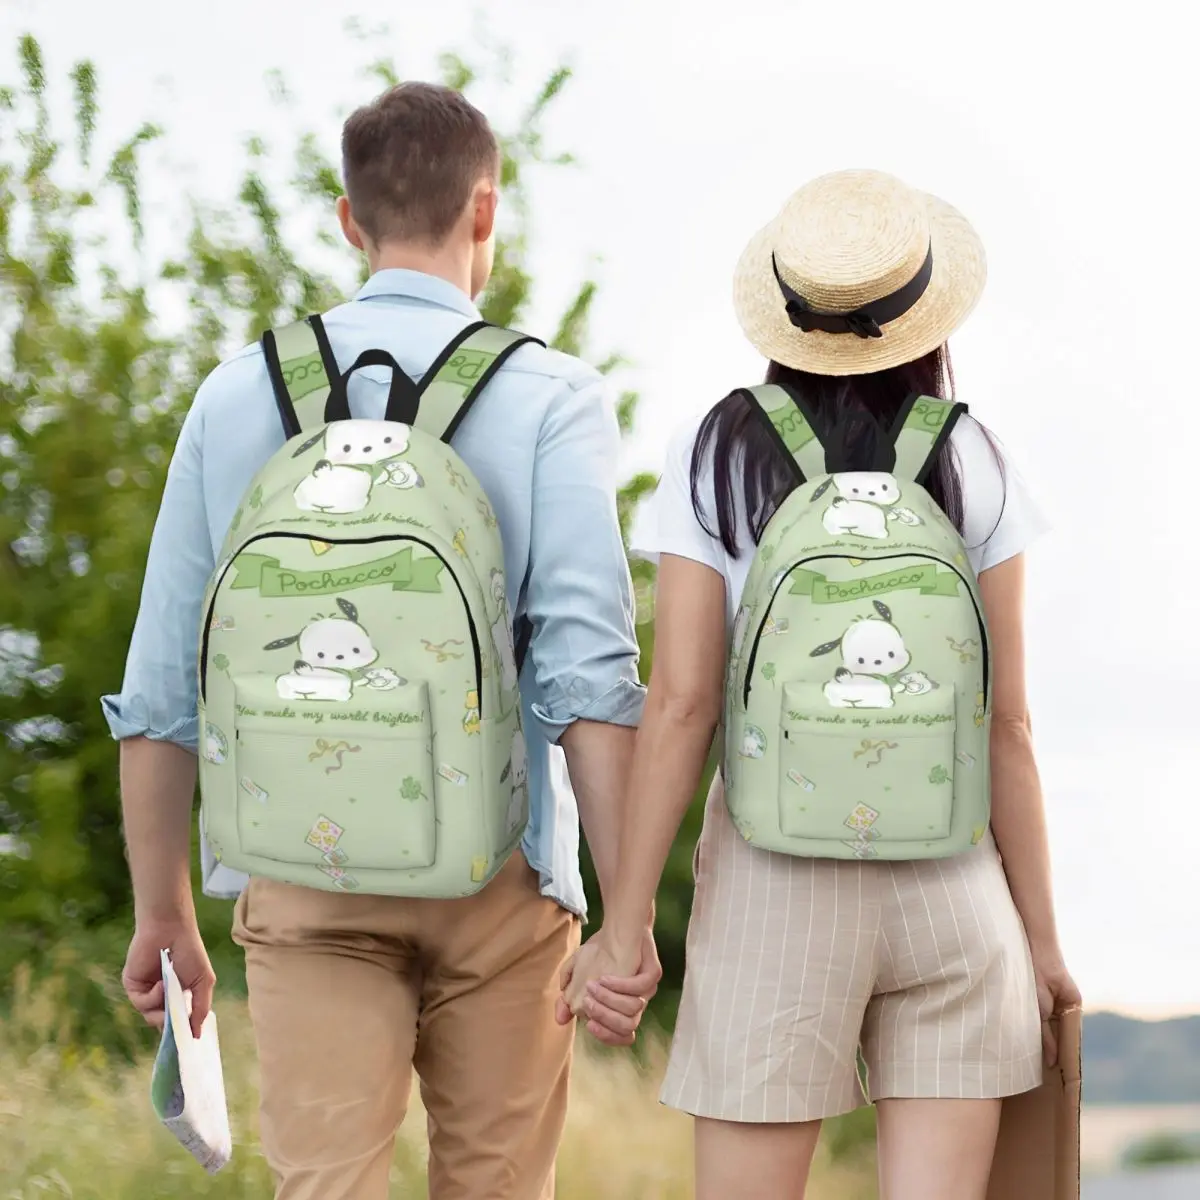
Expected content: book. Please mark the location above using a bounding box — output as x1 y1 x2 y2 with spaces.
987 1007 1082 1200
149 948 233 1173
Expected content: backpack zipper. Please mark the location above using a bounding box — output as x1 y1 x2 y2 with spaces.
741 552 988 707
199 531 482 710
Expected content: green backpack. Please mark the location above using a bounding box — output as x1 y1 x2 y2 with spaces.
723 384 990 861
197 314 541 898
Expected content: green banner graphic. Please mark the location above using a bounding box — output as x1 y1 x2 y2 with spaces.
770 405 819 455
441 348 499 386
230 548 444 597
280 352 327 401
907 398 951 434
790 563 960 603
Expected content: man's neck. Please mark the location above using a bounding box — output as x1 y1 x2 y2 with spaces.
367 242 474 300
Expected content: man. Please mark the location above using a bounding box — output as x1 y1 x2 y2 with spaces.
105 81 660 1200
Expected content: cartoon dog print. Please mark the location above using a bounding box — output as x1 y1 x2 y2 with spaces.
489 568 519 694
738 724 767 758
202 724 228 765
505 727 528 833
815 473 922 540
292 420 423 515
264 597 403 701
810 600 936 708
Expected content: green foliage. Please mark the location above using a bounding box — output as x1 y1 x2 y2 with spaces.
0 31 681 1050
1122 1131 1200 1169
822 1103 878 1164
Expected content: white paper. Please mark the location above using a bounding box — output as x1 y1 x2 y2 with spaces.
149 948 233 1173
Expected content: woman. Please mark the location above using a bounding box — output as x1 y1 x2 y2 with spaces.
562 169 1080 1200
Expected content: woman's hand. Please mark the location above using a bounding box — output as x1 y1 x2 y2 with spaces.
555 926 659 1047
1031 944 1081 1066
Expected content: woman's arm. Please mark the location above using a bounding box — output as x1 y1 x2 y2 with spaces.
563 552 727 1004
604 552 728 951
981 553 1080 1059
979 554 1058 946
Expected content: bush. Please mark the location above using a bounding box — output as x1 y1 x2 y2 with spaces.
1122 1131 1200 1170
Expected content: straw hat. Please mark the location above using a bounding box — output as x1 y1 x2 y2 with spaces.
732 169 986 376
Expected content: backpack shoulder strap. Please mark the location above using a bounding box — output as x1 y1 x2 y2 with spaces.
413 322 544 443
410 323 543 676
889 394 968 484
260 315 342 438
739 382 828 483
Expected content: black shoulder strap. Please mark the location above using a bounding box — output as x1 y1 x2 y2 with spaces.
889 394 968 484
412 323 543 444
261 315 343 438
738 383 828 483
261 316 544 441
415 323 543 671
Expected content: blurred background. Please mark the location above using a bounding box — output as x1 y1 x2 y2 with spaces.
0 1 1195 1196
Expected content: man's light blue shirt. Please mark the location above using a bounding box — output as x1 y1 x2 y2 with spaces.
101 269 645 918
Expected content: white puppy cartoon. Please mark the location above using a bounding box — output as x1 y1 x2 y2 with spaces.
292 420 421 515
265 597 403 701
739 724 767 758
811 601 935 708
489 568 519 695
504 727 528 834
817 473 921 540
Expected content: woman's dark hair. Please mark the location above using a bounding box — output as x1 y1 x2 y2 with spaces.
690 344 1003 557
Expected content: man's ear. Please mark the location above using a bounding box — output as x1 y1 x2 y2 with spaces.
472 179 498 246
336 195 366 252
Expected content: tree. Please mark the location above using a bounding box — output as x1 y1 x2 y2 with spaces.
0 29 685 1050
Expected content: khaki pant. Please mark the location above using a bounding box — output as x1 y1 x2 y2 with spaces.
231 852 581 1200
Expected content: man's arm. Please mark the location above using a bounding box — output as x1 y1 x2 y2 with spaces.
121 739 198 926
102 395 219 1035
557 721 635 903
523 373 646 910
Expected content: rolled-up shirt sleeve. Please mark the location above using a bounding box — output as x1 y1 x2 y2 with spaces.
100 394 216 754
524 375 646 742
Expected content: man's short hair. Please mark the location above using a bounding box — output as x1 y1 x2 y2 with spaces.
341 81 500 246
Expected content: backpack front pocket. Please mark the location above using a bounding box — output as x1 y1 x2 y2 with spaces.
778 682 958 848
232 675 437 882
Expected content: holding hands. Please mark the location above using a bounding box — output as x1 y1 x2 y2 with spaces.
555 925 662 1047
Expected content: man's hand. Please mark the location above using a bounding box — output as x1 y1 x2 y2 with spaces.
555 925 660 1047
123 918 215 1041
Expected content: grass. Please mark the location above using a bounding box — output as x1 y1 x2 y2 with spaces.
0 963 878 1199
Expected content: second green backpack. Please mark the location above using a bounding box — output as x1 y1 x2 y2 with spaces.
723 384 991 861
196 315 540 898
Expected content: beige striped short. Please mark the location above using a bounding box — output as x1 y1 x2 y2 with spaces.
660 774 1044 1124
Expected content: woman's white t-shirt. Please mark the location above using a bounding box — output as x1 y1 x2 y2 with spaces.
633 409 1049 629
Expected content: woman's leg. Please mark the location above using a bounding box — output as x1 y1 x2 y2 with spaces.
664 780 879 1198
695 1117 823 1200
875 1098 1001 1200
863 841 1043 1200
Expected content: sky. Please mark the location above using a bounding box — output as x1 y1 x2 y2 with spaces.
1 0 1195 1017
